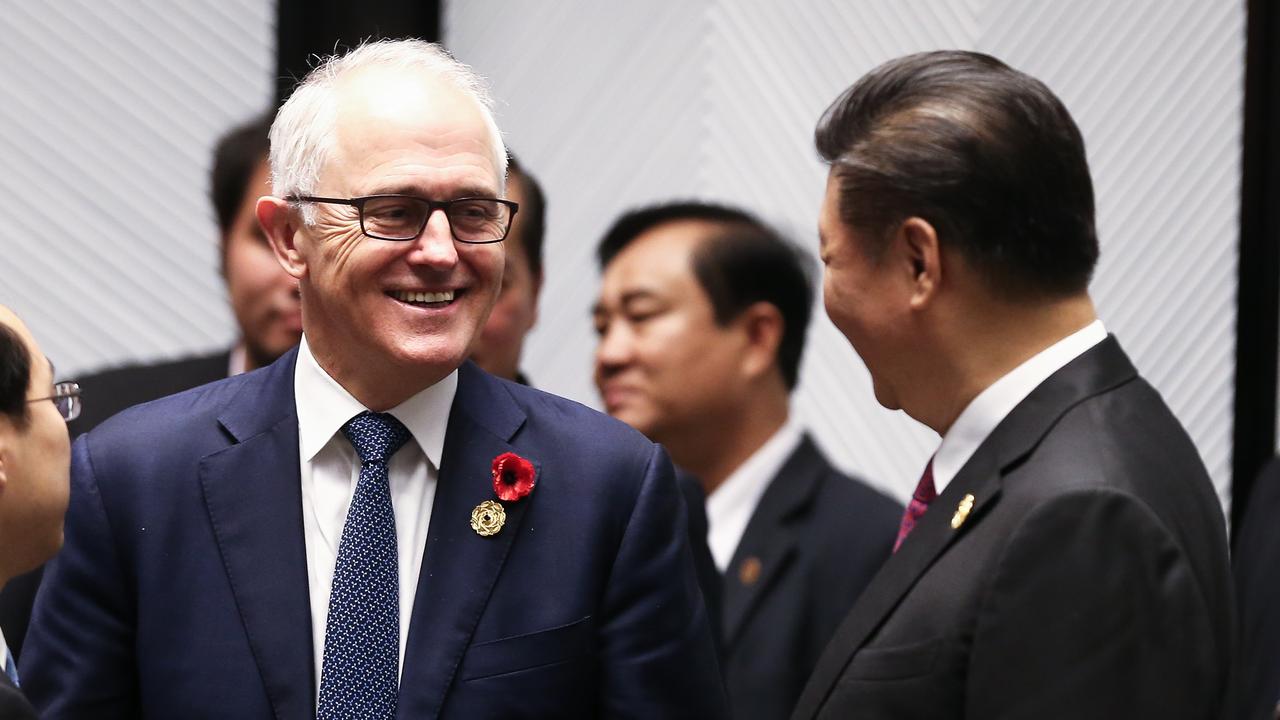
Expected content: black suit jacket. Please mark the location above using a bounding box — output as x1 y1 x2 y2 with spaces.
1232 456 1280 720
790 336 1233 719
0 671 36 720
0 351 232 663
721 436 900 720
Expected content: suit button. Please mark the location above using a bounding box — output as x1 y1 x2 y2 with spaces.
739 556 762 586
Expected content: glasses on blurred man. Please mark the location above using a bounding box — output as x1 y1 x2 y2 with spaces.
28 381 81 422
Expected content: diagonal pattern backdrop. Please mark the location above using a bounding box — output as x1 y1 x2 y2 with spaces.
0 0 275 375
446 0 1244 506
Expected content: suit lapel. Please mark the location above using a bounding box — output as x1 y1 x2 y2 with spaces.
793 336 1140 718
397 363 531 720
721 436 825 647
199 349 316 720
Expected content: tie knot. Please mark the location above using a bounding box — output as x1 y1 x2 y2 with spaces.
341 411 412 465
913 460 937 505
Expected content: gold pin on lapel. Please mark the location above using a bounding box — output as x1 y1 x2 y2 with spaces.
471 500 506 537
738 556 762 586
951 494 975 529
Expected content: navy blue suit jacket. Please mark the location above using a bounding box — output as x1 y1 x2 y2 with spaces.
22 351 727 719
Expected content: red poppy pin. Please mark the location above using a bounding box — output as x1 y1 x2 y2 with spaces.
471 452 537 537
491 452 537 502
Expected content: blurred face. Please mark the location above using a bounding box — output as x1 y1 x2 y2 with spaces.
281 70 505 400
0 308 71 581
818 171 907 409
470 171 540 380
224 158 302 371
593 221 748 443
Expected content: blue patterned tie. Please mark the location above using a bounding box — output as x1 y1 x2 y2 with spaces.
317 412 411 720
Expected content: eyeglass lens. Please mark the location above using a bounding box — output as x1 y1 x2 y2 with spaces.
362 197 510 242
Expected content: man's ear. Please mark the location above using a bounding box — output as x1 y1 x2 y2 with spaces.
737 302 785 382
898 217 941 310
257 196 307 280
0 433 10 496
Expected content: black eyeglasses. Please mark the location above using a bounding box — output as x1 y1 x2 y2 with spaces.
27 381 81 422
289 195 519 244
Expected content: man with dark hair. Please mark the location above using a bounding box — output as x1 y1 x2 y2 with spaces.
469 154 544 383
792 50 1232 719
594 202 900 720
0 114 304 662
0 306 75 719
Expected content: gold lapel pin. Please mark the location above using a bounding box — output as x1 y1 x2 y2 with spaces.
471 500 506 537
738 556 762 587
951 494 975 529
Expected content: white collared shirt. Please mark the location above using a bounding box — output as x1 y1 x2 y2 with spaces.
294 336 457 691
932 320 1108 494
705 419 803 572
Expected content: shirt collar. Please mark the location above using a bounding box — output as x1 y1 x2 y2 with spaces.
932 319 1107 494
704 418 804 568
294 335 457 468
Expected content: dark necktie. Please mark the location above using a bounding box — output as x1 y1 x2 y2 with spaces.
317 411 411 720
894 460 936 553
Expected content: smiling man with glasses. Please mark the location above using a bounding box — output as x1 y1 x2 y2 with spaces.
0 305 74 719
22 39 726 719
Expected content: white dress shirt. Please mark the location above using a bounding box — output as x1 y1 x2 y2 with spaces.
705 419 803 572
294 336 456 691
932 320 1107 494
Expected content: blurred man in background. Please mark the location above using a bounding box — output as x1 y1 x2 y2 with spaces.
67 114 302 434
0 114 302 660
0 305 75 719
468 154 543 385
593 203 900 720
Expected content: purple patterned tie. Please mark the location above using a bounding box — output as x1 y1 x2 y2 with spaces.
894 460 936 553
317 411 411 720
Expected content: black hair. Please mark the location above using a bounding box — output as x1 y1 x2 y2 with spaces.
0 323 31 427
211 114 273 241
506 154 546 278
597 202 813 390
815 50 1098 299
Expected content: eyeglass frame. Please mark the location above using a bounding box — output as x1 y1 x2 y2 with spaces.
27 381 81 423
288 194 520 244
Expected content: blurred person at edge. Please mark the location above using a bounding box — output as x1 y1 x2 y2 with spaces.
593 202 901 720
0 114 302 663
790 50 1233 720
0 305 76 719
21 39 726 719
468 154 542 385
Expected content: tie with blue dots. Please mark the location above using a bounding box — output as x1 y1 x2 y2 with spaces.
317 411 412 720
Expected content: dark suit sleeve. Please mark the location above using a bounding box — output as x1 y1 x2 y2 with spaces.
22 436 139 717
596 444 729 719
966 489 1224 719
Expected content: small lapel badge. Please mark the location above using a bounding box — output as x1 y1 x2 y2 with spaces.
471 500 506 537
951 494 976 530
738 556 762 586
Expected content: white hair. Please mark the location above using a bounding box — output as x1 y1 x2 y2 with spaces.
268 39 507 222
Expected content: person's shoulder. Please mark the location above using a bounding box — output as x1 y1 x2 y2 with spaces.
82 364 272 470
77 350 228 389
796 439 903 524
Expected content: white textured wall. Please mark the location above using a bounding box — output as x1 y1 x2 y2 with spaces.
0 0 276 375
446 0 1244 506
